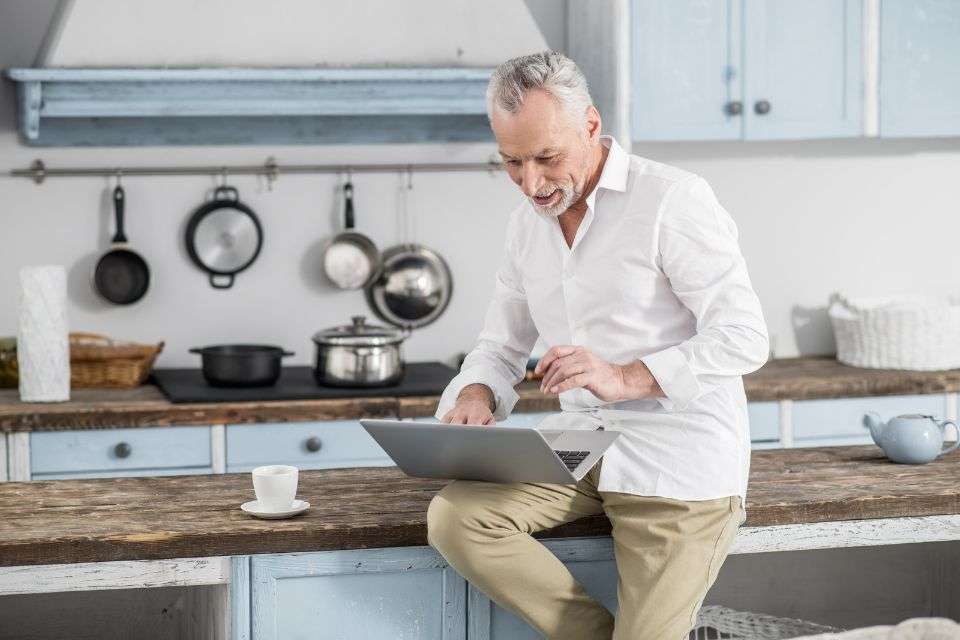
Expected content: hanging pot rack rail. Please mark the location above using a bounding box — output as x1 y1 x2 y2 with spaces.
9 157 503 185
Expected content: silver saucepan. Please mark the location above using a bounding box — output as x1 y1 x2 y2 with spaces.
312 315 408 387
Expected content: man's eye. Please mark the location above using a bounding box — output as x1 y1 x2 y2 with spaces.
538 156 557 163
505 159 520 166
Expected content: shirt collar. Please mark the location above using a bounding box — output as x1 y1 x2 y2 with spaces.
585 135 630 212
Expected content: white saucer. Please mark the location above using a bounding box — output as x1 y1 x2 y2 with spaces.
241 499 310 519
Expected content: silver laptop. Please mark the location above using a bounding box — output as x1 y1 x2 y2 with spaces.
359 419 620 484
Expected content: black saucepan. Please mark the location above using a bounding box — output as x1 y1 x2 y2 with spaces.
189 344 294 387
94 185 151 304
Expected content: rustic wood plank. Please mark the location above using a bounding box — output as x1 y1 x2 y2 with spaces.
0 386 398 432
743 356 960 402
4 356 959 430
0 446 958 567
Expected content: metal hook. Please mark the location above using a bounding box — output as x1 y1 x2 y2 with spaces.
264 156 279 192
219 166 228 187
406 165 413 190
115 168 123 187
346 167 353 183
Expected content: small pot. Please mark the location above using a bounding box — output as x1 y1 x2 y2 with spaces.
312 315 407 387
189 344 294 387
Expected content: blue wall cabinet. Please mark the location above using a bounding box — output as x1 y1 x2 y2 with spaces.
248 548 467 640
631 0 862 141
743 0 862 139
632 0 743 140
880 0 960 136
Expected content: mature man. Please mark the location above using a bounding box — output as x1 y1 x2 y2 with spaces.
426 52 769 639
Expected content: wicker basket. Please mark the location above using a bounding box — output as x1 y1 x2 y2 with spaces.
828 292 960 371
691 605 843 639
0 332 164 389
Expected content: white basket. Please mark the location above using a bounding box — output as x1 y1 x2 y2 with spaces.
691 605 843 639
827 292 960 371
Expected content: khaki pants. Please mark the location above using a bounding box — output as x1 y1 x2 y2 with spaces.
426 463 744 640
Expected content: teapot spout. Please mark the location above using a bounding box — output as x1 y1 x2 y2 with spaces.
863 411 885 447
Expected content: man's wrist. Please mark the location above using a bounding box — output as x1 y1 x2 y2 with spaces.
457 383 496 412
617 361 664 401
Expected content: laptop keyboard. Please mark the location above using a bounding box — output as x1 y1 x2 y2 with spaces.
554 450 590 472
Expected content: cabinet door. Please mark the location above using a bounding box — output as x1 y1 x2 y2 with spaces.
792 393 946 443
226 420 392 473
631 0 743 140
743 0 862 139
30 425 212 480
880 0 960 136
250 547 466 640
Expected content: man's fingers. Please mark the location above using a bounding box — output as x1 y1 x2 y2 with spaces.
553 372 590 394
535 345 579 374
545 363 589 394
441 410 455 424
541 354 585 392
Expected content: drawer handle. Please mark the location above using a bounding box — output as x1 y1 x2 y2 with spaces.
114 442 132 459
754 99 771 115
305 436 322 453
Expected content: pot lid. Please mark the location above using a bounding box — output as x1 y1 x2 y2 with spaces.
312 315 405 346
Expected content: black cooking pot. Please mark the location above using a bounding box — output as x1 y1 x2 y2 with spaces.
189 344 294 387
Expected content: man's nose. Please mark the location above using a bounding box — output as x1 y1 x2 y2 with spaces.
519 163 543 198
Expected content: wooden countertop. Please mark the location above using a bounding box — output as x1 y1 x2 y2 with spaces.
3 356 960 431
1 445 958 567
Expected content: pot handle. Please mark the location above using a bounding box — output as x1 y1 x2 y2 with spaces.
281 351 295 357
209 273 234 289
188 347 203 354
214 186 239 202
343 182 355 230
938 420 960 457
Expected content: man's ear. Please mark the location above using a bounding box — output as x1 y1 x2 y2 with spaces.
585 105 602 141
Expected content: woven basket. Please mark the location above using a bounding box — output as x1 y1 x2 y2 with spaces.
691 605 843 639
0 332 164 389
827 292 960 371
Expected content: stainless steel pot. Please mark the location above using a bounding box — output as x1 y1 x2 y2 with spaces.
311 315 407 387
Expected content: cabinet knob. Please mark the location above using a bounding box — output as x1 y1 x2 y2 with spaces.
725 100 743 116
754 100 771 115
305 436 322 453
114 442 132 458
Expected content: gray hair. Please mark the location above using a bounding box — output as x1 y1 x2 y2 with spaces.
486 51 593 124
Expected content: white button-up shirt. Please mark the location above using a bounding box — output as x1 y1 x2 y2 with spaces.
435 135 769 501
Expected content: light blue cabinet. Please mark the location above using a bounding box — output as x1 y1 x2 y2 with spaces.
631 0 862 141
30 425 212 480
880 0 960 136
246 548 466 640
748 401 779 445
743 0 862 139
225 420 393 473
631 0 743 140
792 393 946 445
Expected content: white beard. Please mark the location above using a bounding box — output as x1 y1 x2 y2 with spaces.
530 183 579 217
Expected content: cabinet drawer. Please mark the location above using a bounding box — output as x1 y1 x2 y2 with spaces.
748 402 779 442
792 394 947 440
31 426 212 477
226 421 392 472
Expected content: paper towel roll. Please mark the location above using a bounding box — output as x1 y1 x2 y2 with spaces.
18 265 70 402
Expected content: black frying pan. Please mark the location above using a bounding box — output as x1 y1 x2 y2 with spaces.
94 185 150 305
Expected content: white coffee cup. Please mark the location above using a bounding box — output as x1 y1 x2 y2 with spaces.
251 465 298 512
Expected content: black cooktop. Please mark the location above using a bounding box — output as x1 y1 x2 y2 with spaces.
151 362 457 404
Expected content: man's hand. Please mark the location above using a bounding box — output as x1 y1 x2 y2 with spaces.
535 345 664 402
440 383 496 425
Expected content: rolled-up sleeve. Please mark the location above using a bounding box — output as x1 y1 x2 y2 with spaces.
435 213 539 421
640 177 769 412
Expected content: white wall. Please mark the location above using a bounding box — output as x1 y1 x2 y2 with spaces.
2 2 959 369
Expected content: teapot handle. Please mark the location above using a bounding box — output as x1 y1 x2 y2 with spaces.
937 420 960 456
